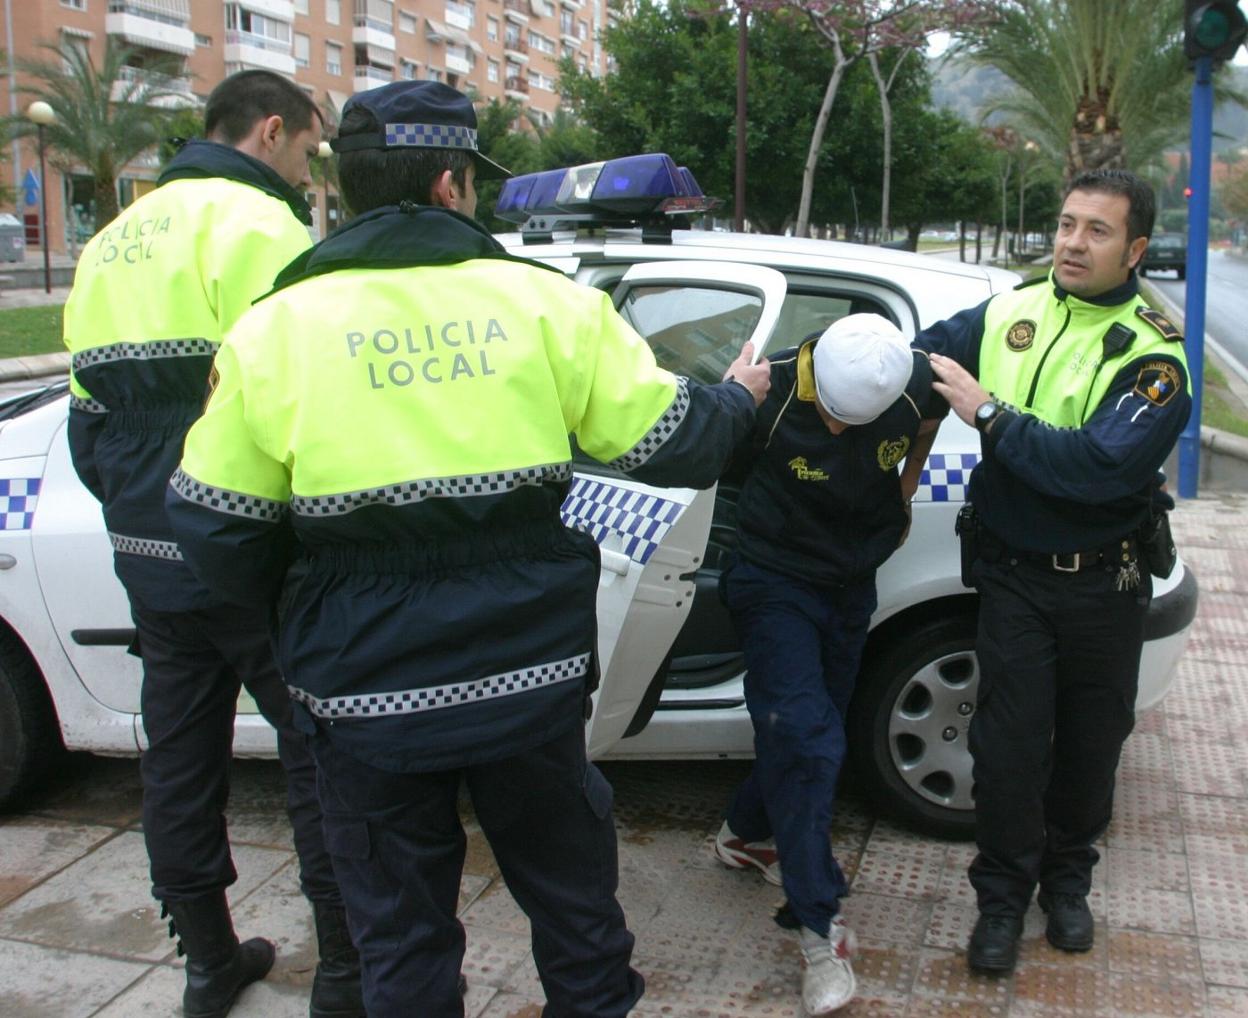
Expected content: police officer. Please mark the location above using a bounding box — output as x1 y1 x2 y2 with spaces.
63 71 363 1018
711 315 944 1015
164 80 771 1017
914 169 1191 974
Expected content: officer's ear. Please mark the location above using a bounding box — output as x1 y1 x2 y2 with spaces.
1126 234 1148 270
258 114 285 153
429 169 457 211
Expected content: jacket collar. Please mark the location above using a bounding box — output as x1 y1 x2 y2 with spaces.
158 140 312 225
1049 268 1139 308
796 339 819 402
268 202 559 294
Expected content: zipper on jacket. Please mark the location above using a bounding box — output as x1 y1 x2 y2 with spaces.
1024 301 1073 408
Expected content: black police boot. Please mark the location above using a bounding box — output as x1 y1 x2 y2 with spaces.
163 892 276 1018
309 902 365 1018
967 913 1023 975
1037 891 1094 952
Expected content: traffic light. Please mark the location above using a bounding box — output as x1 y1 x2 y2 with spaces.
1185 1 1248 64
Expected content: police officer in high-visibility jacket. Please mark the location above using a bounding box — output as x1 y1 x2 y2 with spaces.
63 71 363 1018
914 169 1191 976
166 80 771 1017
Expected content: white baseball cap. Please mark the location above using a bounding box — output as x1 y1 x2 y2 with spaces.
812 313 913 426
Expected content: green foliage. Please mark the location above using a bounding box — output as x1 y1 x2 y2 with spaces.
157 106 205 166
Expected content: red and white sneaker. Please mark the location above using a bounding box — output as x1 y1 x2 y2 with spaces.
713 820 782 886
798 920 856 1014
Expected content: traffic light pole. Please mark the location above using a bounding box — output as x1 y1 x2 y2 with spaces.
1178 54 1212 499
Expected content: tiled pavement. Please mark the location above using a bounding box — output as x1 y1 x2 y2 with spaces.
1 493 1246 1018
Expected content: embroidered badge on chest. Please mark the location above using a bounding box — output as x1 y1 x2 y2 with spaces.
1132 360 1182 406
877 436 910 470
1006 319 1036 352
788 456 829 482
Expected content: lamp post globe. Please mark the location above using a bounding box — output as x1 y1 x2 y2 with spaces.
26 101 56 294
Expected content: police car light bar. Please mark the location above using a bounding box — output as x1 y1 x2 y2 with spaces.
494 153 719 236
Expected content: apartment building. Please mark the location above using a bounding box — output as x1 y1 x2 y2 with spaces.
1 0 617 253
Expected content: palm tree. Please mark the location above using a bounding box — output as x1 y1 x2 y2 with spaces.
955 0 1242 182
5 40 191 228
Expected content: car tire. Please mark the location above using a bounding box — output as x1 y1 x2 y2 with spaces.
848 614 979 840
1176 267 1185 280
0 635 63 811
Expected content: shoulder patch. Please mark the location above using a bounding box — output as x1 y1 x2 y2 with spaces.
1013 275 1048 290
1135 306 1183 342
1132 360 1183 407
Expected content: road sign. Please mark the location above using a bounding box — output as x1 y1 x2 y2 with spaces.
22 168 39 208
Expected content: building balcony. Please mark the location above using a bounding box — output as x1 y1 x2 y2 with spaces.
237 0 295 19
560 29 580 45
445 48 473 74
224 30 297 74
503 0 529 23
503 36 529 61
105 11 196 57
352 21 397 50
111 65 197 108
353 64 394 91
504 75 529 100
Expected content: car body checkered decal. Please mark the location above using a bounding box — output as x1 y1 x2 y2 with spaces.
0 478 40 531
916 452 980 503
560 477 684 565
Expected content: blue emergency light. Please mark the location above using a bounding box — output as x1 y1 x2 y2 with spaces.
494 153 717 241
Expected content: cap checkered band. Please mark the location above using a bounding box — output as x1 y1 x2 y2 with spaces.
288 652 591 719
69 394 108 414
560 478 684 565
385 122 479 150
608 376 691 473
290 462 573 517
109 532 184 561
0 477 40 531
72 338 218 371
170 468 289 523
915 452 980 503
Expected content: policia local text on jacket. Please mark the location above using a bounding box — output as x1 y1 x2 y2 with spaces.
914 264 1190 961
166 200 758 1015
63 134 355 1017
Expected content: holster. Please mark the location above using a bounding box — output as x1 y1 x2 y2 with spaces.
1137 509 1177 579
955 503 979 588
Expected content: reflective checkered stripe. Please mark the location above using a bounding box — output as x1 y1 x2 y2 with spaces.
71 338 217 371
170 468 288 523
916 452 980 503
0 478 40 531
607 376 690 472
109 532 184 561
69 394 108 414
289 462 573 517
560 478 683 564
385 123 478 150
289 652 591 719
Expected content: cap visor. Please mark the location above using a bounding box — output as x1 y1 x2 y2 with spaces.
474 152 511 180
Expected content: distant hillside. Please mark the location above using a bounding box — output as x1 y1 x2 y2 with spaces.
929 58 1248 148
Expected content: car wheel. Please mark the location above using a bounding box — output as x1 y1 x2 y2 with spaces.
1139 266 1147 277
0 635 63 811
1176 267 1185 280
848 614 978 840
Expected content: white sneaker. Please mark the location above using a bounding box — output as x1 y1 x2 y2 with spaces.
713 820 782 886
798 921 856 1015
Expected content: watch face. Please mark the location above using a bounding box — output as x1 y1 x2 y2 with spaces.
975 402 998 429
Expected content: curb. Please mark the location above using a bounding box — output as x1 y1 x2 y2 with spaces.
0 351 70 382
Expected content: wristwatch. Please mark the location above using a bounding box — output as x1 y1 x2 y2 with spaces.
974 399 1003 433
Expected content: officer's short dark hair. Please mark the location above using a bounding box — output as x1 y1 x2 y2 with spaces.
335 104 472 215
1065 169 1156 244
205 70 322 144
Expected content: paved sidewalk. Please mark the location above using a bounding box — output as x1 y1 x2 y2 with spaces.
1 494 1246 1017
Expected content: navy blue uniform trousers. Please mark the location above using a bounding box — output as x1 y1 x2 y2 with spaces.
968 552 1149 917
311 723 643 1018
722 559 877 936
134 602 338 904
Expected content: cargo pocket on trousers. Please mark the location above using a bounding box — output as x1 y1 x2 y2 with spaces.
582 764 618 901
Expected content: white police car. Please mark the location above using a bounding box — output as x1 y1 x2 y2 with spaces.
0 155 1198 838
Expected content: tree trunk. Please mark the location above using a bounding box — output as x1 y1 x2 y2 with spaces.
1066 89 1124 183
796 59 848 239
905 223 920 251
959 221 967 263
94 173 119 230
991 223 1001 259
976 221 983 264
867 49 908 238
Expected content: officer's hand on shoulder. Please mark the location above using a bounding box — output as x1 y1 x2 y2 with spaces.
724 341 771 407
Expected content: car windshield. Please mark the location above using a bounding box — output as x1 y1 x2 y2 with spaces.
0 382 68 422
1150 236 1184 250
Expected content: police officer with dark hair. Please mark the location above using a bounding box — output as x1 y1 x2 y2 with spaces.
63 70 363 1018
166 80 771 1016
914 168 1191 975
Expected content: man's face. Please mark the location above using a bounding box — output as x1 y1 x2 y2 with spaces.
268 121 322 190
1053 189 1148 298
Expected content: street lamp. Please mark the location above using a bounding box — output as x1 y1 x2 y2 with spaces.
26 100 55 295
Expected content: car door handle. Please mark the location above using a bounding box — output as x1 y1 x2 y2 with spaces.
600 547 631 577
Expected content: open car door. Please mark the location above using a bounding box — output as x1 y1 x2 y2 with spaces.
575 260 787 756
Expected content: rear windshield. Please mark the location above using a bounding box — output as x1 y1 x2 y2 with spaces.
1150 235 1184 250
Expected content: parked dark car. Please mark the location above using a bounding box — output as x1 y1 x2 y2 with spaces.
1140 232 1186 279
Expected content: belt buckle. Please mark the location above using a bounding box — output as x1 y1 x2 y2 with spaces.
1051 552 1081 572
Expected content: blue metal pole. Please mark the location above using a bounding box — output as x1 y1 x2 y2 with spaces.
1178 55 1213 499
